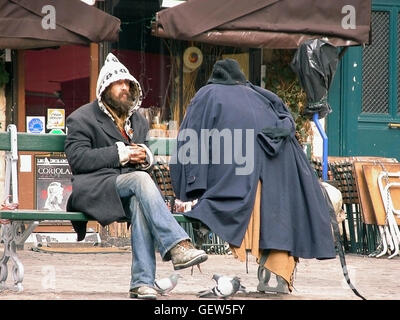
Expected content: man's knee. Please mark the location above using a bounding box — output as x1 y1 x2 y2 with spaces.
118 171 154 190
132 170 152 181
130 171 156 190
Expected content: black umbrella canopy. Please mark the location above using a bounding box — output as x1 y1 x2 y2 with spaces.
151 0 371 118
152 0 371 49
290 39 339 119
0 0 121 49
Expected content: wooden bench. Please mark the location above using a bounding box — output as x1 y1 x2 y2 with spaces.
0 124 195 291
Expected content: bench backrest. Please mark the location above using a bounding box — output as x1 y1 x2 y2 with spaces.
0 129 192 224
0 131 176 156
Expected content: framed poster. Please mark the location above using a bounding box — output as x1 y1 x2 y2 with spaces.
35 154 72 211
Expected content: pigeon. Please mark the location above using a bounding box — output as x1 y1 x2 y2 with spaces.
197 274 246 299
154 273 182 295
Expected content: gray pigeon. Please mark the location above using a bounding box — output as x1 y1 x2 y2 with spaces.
198 274 246 299
154 273 182 295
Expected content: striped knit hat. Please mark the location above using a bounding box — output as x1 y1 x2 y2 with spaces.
96 53 143 139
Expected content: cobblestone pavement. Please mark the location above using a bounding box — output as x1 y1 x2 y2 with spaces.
0 247 399 301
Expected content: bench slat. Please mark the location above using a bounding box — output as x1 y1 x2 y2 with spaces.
172 214 196 224
0 131 195 226
0 210 195 224
0 132 176 155
0 210 90 221
0 132 66 152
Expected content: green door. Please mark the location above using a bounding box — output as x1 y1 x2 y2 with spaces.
328 3 400 161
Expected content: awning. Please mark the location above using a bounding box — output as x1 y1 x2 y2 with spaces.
152 0 371 48
0 0 121 49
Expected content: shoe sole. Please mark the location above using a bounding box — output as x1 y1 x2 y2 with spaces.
173 253 208 270
129 292 157 300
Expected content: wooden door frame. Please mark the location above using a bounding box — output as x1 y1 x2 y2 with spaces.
16 50 25 132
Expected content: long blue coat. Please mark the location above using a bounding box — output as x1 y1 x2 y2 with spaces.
170 81 336 259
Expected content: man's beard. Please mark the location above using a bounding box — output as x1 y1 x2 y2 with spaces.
103 88 134 118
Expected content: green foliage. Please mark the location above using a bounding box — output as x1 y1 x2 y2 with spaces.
263 50 312 145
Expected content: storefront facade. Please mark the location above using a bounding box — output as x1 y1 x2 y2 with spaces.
328 0 400 161
1 0 377 238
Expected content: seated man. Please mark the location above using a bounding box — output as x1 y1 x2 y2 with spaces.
64 53 207 300
170 58 336 292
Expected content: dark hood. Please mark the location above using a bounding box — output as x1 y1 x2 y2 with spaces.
207 59 247 85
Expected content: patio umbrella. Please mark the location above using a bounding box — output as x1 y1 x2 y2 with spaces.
290 39 339 120
152 0 371 49
0 0 120 49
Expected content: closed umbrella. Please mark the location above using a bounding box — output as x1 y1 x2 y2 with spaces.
290 39 339 120
290 39 340 181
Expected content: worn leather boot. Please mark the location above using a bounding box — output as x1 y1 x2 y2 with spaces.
129 286 157 300
170 240 208 270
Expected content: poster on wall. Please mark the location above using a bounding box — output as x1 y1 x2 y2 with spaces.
35 154 72 211
26 116 45 134
47 109 65 130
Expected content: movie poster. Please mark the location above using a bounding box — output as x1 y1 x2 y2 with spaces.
35 155 72 211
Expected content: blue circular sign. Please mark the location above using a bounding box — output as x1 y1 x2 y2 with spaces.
28 118 44 134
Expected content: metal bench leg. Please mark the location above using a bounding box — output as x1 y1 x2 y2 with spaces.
0 221 24 292
15 221 39 246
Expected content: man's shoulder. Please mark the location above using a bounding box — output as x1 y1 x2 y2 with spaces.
197 83 243 99
246 82 281 102
197 84 218 95
187 84 219 106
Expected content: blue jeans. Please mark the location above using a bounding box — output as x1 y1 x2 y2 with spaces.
115 171 189 290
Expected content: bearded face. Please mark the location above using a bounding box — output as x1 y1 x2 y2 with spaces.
102 79 135 117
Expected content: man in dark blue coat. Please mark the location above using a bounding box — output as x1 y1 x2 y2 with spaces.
170 59 336 265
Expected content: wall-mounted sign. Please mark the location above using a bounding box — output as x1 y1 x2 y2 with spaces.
27 116 45 134
47 108 65 130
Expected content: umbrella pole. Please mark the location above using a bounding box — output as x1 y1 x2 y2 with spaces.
313 113 328 181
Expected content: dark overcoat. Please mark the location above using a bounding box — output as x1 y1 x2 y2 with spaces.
170 81 336 259
64 100 150 239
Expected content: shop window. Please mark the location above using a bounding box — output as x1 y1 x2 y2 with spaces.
24 45 90 133
108 0 254 138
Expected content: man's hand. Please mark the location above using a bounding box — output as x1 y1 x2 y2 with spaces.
128 144 147 164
